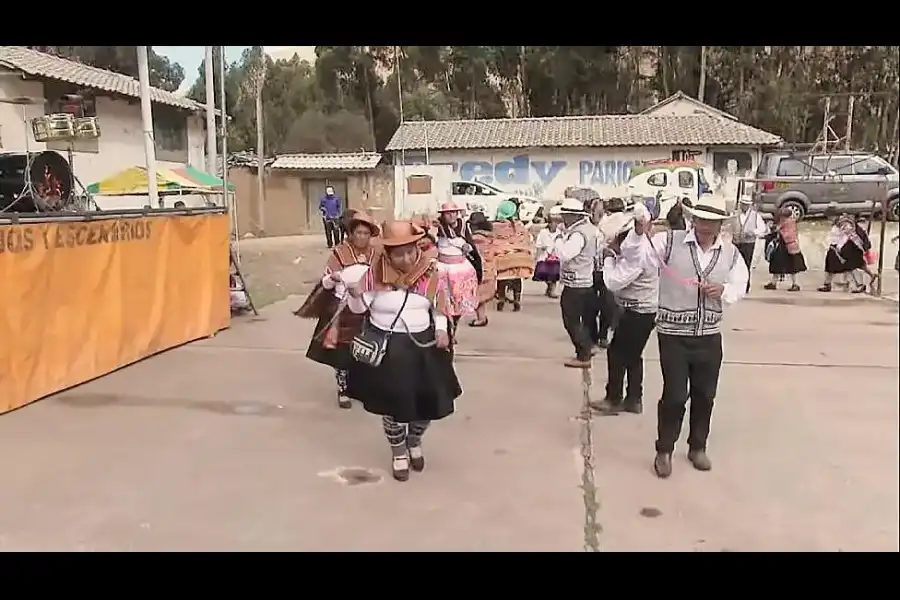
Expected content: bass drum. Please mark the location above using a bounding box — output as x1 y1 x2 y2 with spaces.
0 151 73 212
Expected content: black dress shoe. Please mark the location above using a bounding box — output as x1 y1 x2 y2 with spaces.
654 452 673 478
622 399 643 414
687 449 712 471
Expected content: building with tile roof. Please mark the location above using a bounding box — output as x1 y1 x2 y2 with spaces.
385 93 783 200
0 46 211 209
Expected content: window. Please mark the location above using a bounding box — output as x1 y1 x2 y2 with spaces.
775 158 808 177
647 172 667 187
43 82 99 154
853 156 894 176
473 183 495 196
677 170 694 188
811 156 853 176
452 182 467 195
153 105 189 163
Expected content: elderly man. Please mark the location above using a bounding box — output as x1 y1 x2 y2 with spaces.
554 198 600 368
617 197 748 478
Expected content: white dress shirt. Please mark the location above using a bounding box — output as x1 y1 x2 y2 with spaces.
554 218 590 262
344 266 448 332
620 228 749 306
736 208 768 240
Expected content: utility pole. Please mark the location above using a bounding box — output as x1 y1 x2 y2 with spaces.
698 46 707 103
845 95 855 151
219 46 230 214
136 46 160 208
254 51 266 233
204 46 217 176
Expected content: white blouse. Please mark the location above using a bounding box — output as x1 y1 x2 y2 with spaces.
345 267 448 333
534 227 564 262
321 263 369 300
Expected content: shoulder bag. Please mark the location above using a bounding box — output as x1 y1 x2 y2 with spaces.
350 290 409 368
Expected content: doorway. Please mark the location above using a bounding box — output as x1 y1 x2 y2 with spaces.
306 177 348 232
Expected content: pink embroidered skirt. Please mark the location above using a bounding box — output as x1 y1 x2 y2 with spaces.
438 256 479 317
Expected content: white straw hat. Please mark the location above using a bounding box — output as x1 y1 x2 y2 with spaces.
683 195 732 221
558 197 589 215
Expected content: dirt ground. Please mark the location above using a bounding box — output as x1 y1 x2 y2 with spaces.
237 223 900 309
0 278 897 551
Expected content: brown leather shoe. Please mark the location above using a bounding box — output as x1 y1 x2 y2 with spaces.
687 450 712 471
589 398 621 414
654 452 673 478
564 358 592 369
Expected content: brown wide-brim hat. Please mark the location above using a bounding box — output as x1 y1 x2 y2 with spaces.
348 211 380 236
380 220 426 247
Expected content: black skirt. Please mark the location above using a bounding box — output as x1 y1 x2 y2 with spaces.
346 327 461 423
306 311 352 370
766 233 807 275
824 243 865 274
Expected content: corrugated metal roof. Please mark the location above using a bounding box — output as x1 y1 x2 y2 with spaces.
0 46 203 112
385 115 782 151
271 152 382 171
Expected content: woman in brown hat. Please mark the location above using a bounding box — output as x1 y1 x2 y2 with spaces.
345 220 462 482
295 211 381 409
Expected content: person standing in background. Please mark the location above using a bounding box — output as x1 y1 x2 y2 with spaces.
320 186 344 248
733 194 768 293
555 198 599 369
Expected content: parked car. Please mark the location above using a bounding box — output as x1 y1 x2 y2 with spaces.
752 151 899 220
625 160 714 220
451 180 544 223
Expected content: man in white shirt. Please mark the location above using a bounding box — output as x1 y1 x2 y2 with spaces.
619 197 748 478
733 194 768 293
554 198 600 368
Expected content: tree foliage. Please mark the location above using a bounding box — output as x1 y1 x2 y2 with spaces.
27 46 900 165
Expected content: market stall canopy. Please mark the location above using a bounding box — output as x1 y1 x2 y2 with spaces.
87 166 215 196
170 165 235 191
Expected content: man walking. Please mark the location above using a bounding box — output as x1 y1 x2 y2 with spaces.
733 193 767 293
591 208 659 416
319 186 343 248
555 198 599 369
617 197 748 477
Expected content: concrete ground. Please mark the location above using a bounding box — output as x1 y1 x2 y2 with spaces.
0 283 897 551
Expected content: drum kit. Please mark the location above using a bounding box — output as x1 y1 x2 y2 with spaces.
0 92 99 212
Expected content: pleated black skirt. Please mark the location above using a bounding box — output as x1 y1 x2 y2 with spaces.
346 327 461 423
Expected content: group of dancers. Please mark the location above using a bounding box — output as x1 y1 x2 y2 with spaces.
294 192 889 482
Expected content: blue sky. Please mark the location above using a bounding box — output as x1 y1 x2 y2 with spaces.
154 46 317 93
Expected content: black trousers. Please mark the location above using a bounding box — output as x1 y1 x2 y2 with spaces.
656 333 723 453
323 218 341 248
736 241 755 293
606 309 656 402
560 286 596 361
588 270 620 344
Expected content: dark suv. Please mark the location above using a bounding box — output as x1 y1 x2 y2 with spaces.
753 151 899 220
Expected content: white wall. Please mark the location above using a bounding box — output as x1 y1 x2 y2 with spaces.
397 145 762 201
0 74 207 210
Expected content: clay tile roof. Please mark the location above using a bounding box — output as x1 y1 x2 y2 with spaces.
271 152 383 171
0 46 203 112
385 114 782 151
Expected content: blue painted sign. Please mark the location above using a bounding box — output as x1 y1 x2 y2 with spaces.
402 153 638 197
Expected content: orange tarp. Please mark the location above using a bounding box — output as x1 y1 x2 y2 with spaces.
0 212 231 414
